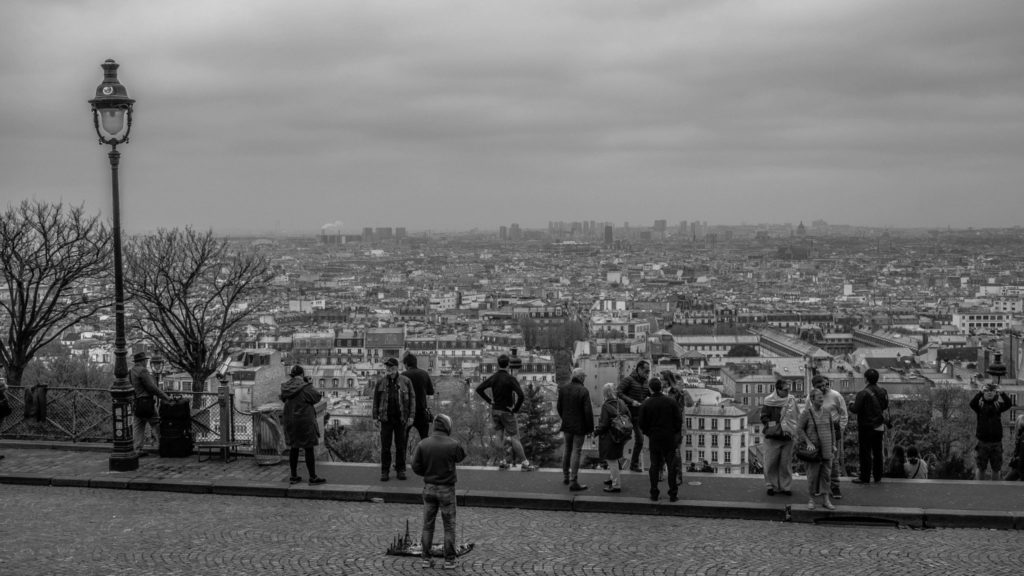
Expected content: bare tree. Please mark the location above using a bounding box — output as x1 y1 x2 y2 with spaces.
124 228 272 392
0 201 111 387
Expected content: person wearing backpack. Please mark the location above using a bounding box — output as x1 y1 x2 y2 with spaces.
594 383 631 493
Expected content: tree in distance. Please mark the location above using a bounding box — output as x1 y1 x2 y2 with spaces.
0 201 111 388
124 228 273 392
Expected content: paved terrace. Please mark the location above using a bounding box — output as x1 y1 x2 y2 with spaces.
1 440 1022 531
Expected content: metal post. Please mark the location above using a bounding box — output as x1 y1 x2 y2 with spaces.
107 147 138 471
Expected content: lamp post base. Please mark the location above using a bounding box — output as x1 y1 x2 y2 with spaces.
109 451 140 472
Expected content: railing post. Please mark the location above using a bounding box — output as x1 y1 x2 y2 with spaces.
218 377 232 444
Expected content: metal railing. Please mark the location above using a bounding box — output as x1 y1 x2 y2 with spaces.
1 385 253 451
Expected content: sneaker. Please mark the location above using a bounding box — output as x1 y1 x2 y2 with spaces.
498 460 510 470
421 559 434 569
308 476 326 485
442 559 458 570
289 476 302 485
766 488 775 496
807 499 816 510
520 462 537 472
380 473 390 482
602 486 621 493
603 479 614 486
569 482 588 492
823 499 836 511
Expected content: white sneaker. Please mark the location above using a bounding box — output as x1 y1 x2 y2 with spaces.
520 460 537 471
807 498 816 510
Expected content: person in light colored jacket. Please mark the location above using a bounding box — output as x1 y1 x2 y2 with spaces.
811 375 849 499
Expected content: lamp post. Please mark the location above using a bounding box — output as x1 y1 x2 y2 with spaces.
508 347 523 377
90 59 137 472
987 352 1007 387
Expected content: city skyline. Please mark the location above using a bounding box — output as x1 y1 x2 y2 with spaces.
2 1 1023 234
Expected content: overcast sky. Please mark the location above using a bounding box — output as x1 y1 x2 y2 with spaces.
1 0 1022 234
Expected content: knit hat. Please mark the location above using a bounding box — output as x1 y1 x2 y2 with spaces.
433 413 453 435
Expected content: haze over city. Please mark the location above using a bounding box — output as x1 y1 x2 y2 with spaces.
1 0 1022 234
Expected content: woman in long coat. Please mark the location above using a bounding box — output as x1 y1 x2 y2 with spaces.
798 388 836 510
280 365 325 485
593 383 629 492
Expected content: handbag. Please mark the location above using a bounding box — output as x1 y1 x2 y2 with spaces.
763 422 787 440
134 396 156 419
795 440 821 462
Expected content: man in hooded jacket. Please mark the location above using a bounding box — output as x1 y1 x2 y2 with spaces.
412 413 466 570
617 360 651 472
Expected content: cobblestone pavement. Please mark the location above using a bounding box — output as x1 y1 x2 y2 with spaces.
1 485 1019 576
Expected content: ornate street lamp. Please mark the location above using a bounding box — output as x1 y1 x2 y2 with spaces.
987 352 1007 386
508 347 523 377
150 354 166 390
90 59 137 472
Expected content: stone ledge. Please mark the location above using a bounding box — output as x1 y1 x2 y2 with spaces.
89 476 133 490
659 499 784 521
789 505 925 528
0 473 52 486
288 483 370 501
463 490 574 511
129 477 213 494
51 476 92 487
365 485 424 505
211 480 289 498
924 508 1016 530
572 495 662 515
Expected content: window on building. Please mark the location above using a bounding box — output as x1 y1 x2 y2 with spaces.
711 452 719 462
724 467 731 474
685 434 692 446
685 450 692 462
698 435 705 447
698 418 705 430
711 419 718 430
711 435 718 447
742 397 748 406
698 450 705 461
724 436 731 448
685 417 692 429
725 419 731 430
724 452 731 463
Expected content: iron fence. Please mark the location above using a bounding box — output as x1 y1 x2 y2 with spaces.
1 385 253 451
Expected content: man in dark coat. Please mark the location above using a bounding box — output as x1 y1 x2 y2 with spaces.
639 377 682 502
556 368 594 491
849 368 888 484
412 413 466 569
129 350 173 457
372 357 416 481
617 360 651 472
403 353 435 442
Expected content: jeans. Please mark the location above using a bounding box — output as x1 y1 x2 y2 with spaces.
289 446 316 478
830 427 843 493
628 413 644 469
133 415 160 452
561 432 586 482
605 459 621 488
763 437 794 491
857 427 884 481
648 440 679 498
807 457 833 497
380 420 408 473
421 484 457 561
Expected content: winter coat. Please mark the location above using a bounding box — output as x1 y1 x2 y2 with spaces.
372 373 415 423
761 392 798 440
970 391 1012 442
797 405 836 460
411 416 466 486
402 366 435 423
639 392 683 450
279 376 323 449
850 384 888 429
594 398 629 460
616 369 649 418
556 378 594 435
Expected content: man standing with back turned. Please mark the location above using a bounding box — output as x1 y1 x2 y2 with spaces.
476 354 536 471
412 413 466 570
617 360 651 472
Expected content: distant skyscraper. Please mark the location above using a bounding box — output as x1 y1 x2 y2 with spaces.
604 225 613 246
395 227 406 239
362 227 373 242
510 223 521 241
499 225 508 241
654 219 666 232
